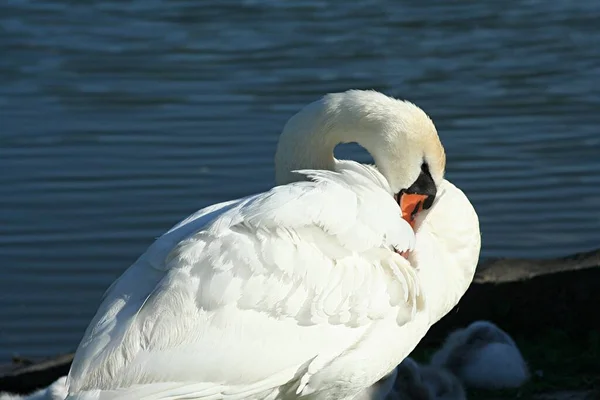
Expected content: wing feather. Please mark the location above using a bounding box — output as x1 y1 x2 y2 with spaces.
67 163 421 399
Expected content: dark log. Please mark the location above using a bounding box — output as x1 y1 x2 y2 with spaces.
422 248 600 345
0 353 73 395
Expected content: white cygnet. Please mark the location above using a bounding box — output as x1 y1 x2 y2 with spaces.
430 320 530 389
392 358 466 400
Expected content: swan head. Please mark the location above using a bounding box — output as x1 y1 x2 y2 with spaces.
275 90 445 227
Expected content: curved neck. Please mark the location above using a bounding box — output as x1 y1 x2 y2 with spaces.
274 95 392 185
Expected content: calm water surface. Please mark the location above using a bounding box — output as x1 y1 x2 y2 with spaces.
1 0 599 358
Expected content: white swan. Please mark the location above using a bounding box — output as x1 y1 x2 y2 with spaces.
430 321 530 389
0 377 67 400
64 90 481 400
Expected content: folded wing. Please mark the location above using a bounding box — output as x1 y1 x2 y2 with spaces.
67 164 422 399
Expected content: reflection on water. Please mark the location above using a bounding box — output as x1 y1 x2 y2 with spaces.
1 0 599 358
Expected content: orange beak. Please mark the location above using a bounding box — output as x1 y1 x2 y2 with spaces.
399 193 429 229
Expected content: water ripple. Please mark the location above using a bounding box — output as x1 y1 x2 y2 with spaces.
1 0 599 358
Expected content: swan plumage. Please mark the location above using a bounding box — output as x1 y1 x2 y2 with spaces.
64 90 481 399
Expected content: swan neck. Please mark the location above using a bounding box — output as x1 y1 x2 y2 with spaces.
274 121 338 185
274 98 384 185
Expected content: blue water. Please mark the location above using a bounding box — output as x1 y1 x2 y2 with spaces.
1 0 599 359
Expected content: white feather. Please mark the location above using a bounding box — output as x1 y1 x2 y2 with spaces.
66 164 421 399
64 90 481 400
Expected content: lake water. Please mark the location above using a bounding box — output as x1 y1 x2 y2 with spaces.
1 0 599 359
